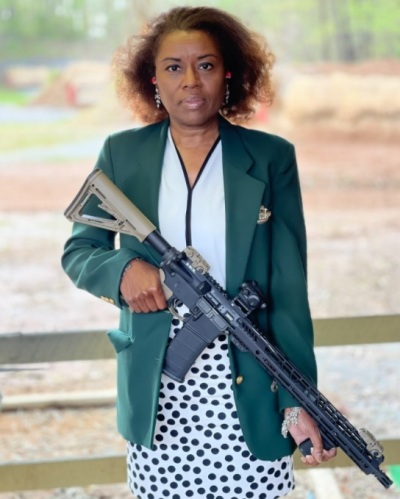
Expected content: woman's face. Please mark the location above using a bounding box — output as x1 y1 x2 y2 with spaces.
154 30 226 129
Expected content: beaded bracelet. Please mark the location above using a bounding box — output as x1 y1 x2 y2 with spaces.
281 407 302 438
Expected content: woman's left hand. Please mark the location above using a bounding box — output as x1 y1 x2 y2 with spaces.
285 407 337 466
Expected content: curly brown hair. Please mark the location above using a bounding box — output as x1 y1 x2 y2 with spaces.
113 6 275 124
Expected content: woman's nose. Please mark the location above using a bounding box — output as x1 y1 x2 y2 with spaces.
182 67 199 87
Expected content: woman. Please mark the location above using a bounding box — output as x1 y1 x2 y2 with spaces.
62 6 336 498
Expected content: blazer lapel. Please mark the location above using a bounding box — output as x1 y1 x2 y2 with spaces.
219 117 267 295
126 119 170 230
118 120 169 265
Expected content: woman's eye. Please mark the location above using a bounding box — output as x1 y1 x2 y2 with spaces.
167 65 180 72
199 62 213 70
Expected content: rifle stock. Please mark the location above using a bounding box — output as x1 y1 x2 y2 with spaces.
65 168 156 243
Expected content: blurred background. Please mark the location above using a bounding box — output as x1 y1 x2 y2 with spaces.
0 1 399 498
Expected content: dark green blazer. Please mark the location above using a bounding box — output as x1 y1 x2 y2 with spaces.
62 116 317 461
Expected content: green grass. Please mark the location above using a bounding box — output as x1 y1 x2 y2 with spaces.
0 87 109 152
0 87 30 105
0 120 104 152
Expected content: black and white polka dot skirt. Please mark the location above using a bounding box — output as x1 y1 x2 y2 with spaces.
127 316 294 499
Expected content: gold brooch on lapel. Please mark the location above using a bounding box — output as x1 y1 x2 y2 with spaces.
257 205 272 224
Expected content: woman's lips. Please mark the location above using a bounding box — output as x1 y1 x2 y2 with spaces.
181 96 205 109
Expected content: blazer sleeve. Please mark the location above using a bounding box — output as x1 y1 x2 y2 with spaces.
61 136 141 309
268 142 318 411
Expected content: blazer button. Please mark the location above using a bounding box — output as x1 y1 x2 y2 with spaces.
100 296 115 305
236 375 244 385
271 381 278 392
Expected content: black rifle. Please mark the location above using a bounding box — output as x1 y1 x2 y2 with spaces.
64 168 393 489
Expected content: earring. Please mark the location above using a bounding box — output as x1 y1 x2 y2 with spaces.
224 82 230 105
151 76 161 109
154 86 162 109
224 71 231 106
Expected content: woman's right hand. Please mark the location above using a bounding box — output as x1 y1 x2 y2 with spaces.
120 259 167 313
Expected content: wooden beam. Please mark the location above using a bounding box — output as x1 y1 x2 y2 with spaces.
0 330 114 364
313 315 400 347
1 389 117 411
0 455 126 492
0 315 399 366
0 440 398 492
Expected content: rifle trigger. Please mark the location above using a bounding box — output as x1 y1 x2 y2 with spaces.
159 270 173 300
168 299 185 322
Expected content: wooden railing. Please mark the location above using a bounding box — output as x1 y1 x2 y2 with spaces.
0 314 399 492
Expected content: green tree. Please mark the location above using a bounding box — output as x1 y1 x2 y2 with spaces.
0 0 399 62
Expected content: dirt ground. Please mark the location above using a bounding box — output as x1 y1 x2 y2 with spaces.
0 114 399 498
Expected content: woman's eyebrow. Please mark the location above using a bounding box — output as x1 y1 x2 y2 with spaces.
160 57 181 63
160 53 219 63
197 53 219 60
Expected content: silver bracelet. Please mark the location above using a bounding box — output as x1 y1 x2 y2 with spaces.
122 262 132 276
122 257 143 277
281 407 302 438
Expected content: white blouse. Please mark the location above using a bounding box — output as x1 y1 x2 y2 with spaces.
158 128 226 287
